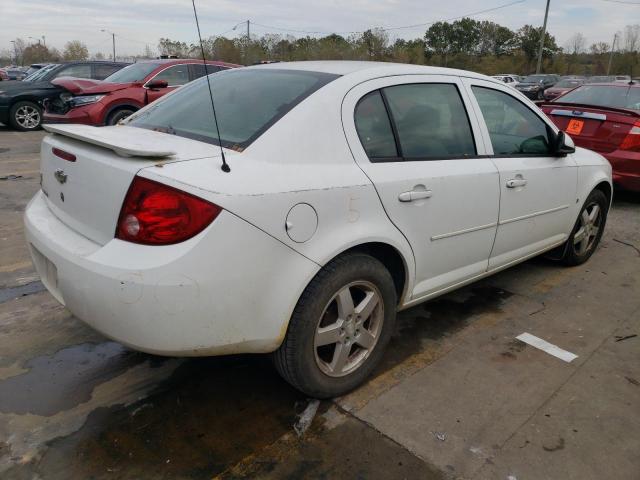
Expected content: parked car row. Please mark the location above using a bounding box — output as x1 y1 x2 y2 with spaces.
0 59 238 130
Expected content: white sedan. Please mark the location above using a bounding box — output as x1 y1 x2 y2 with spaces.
25 61 611 398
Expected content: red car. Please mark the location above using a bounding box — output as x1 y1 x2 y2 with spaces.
543 78 585 101
0 69 9 81
541 82 640 191
43 59 239 126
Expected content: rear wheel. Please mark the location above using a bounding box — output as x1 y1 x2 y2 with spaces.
537 89 544 100
9 101 42 131
273 252 397 398
106 108 136 126
561 189 608 266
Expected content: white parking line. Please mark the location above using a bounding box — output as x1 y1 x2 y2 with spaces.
516 332 578 363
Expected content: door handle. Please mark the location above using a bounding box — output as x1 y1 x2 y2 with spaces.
506 178 527 188
398 189 432 202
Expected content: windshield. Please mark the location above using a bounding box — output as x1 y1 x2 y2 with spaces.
23 64 57 82
104 63 159 83
127 68 339 149
555 80 582 88
522 75 547 83
556 85 640 110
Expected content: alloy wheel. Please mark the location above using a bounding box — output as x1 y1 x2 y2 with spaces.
573 201 602 255
313 281 384 377
15 105 40 129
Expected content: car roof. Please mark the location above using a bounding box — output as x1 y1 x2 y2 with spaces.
135 58 239 67
247 60 496 81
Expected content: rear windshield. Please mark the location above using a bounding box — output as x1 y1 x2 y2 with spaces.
554 79 582 88
556 85 640 110
105 62 159 83
127 68 339 150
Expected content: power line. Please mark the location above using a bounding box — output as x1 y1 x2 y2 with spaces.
250 0 526 36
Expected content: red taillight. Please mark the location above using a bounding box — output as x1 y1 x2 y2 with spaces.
52 147 76 162
116 176 221 245
620 122 640 152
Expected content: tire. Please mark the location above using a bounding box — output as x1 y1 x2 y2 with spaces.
561 189 608 266
273 252 397 398
106 108 135 126
9 101 42 131
537 89 544 100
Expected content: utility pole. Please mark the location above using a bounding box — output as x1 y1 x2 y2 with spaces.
607 33 617 76
536 0 551 74
10 40 17 65
246 20 251 64
101 29 117 61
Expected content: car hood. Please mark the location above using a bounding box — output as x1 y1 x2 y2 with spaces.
51 77 135 95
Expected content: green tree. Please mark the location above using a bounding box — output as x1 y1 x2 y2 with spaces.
63 40 89 61
517 25 559 71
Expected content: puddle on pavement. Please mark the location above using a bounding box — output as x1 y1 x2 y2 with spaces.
12 355 304 480
1 285 511 479
375 285 513 375
0 342 146 416
0 281 45 304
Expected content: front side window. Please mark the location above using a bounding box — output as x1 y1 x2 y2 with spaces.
383 83 476 159
151 65 190 86
55 64 92 79
104 63 159 83
354 91 399 159
472 86 552 155
128 68 339 149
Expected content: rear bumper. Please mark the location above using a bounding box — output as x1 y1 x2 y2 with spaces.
24 191 318 356
603 150 640 192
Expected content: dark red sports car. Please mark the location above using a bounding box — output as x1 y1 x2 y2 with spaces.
541 82 640 191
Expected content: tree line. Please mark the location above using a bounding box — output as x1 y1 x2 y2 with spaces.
3 20 639 77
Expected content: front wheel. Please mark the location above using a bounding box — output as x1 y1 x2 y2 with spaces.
9 101 42 131
561 189 608 266
106 108 136 126
537 89 545 100
273 252 397 398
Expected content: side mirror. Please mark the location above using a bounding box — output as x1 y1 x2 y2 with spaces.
554 131 575 156
146 79 168 90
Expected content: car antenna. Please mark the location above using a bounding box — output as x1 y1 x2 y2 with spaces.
191 0 230 173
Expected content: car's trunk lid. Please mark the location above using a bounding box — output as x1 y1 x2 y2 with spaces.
544 103 639 153
40 125 223 245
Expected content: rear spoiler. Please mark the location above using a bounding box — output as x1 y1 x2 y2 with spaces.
538 101 640 118
43 124 177 158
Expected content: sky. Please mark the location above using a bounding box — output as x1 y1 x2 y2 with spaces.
0 0 638 57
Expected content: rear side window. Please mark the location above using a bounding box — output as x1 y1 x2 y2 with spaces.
128 69 339 149
190 64 221 80
94 64 122 80
472 86 552 155
383 83 476 159
354 91 399 159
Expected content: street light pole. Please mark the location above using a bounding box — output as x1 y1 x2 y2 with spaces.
10 40 17 65
536 0 551 74
607 33 617 76
101 29 116 61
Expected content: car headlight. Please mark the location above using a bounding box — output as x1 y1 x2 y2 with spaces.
69 94 105 107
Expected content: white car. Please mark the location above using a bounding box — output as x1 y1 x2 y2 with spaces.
492 74 521 88
25 61 612 398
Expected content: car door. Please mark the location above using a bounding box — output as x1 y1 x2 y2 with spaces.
342 75 500 301
145 64 190 103
462 78 577 269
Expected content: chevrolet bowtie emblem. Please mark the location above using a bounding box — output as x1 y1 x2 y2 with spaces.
54 169 67 184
